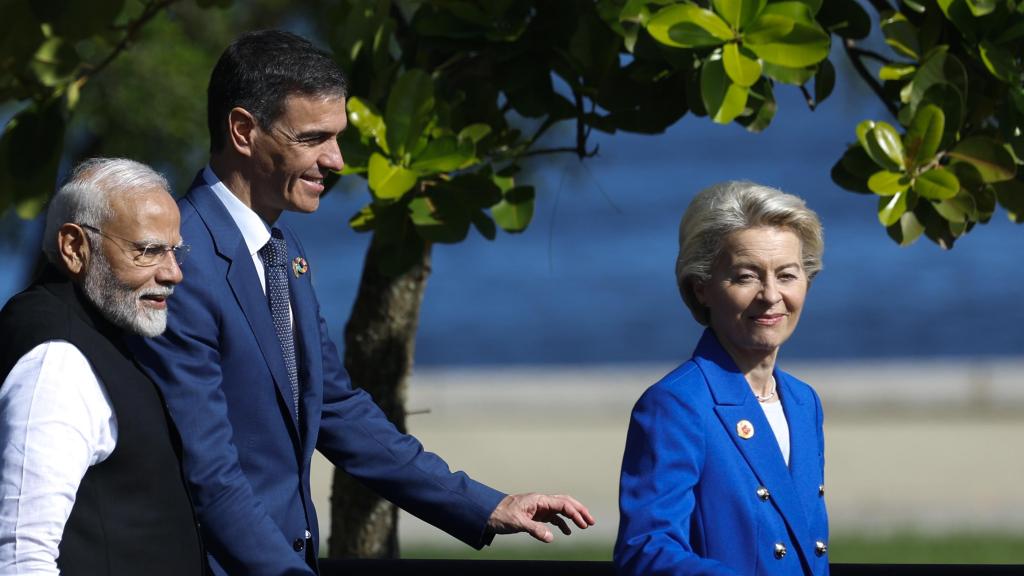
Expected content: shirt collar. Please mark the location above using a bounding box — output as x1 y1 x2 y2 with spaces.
203 165 271 257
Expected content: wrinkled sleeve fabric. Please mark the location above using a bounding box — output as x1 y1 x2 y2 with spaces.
129 261 313 576
614 380 739 576
311 299 505 549
0 342 115 576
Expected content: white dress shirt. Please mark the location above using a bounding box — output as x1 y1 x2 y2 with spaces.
204 165 273 294
0 341 117 575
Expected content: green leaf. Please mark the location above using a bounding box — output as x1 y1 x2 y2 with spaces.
713 0 765 29
349 204 376 232
745 20 830 68
409 136 475 174
470 210 497 240
904 104 944 168
723 43 762 87
701 58 750 124
742 14 794 44
384 69 435 159
979 41 1019 84
647 4 733 48
965 0 997 16
993 178 1024 222
814 59 835 105
909 48 967 120
933 192 976 223
886 211 925 245
29 37 79 88
491 186 535 233
816 0 871 39
879 64 916 81
457 123 491 144
368 153 418 200
918 83 963 148
735 77 776 132
868 170 910 196
856 121 905 172
760 2 815 22
831 145 877 194
878 191 909 226
761 62 815 85
409 195 470 244
338 124 372 174
348 97 389 154
947 137 1017 182
881 12 920 60
914 167 961 200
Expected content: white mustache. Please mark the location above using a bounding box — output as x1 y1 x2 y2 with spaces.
138 286 174 299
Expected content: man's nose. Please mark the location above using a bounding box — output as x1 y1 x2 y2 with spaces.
155 252 184 285
319 138 344 172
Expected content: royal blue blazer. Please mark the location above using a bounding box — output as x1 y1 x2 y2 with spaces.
129 178 504 575
615 330 829 576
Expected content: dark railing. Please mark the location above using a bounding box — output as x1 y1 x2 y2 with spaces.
319 559 1024 575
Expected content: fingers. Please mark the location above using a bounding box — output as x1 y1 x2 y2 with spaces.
523 519 554 543
549 514 572 536
539 494 596 529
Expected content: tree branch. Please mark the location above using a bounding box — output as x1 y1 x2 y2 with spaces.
847 46 895 66
519 145 599 159
77 0 181 85
800 85 816 111
842 39 899 120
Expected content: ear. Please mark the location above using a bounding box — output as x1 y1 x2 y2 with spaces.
57 223 90 278
227 107 258 158
692 278 708 306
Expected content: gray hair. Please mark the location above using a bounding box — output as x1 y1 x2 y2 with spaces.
43 158 171 264
676 180 824 325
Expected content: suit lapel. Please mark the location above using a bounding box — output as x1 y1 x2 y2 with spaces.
188 185 301 435
694 330 815 568
779 372 825 537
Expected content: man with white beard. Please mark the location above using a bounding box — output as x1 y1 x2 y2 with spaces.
0 158 204 576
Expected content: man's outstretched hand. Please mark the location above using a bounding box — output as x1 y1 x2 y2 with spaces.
487 493 596 543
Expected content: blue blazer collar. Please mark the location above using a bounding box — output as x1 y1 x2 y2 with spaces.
186 182 304 438
694 329 817 571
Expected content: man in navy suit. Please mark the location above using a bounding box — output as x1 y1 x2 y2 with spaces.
128 30 593 575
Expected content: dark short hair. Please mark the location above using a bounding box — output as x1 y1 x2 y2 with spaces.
207 29 348 152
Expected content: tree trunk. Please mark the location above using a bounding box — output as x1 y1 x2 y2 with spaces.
327 234 432 559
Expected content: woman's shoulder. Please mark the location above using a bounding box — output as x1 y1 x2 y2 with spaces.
636 360 713 408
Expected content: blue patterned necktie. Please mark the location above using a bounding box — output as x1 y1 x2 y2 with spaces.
258 227 299 419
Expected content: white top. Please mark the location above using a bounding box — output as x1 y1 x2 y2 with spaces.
0 341 118 575
760 399 790 466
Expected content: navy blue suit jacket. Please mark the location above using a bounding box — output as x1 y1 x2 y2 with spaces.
615 330 829 576
129 179 504 575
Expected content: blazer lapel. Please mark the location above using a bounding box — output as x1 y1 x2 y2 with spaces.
778 372 826 537
188 185 301 435
694 330 815 568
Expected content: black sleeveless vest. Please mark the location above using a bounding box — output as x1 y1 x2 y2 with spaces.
0 268 204 576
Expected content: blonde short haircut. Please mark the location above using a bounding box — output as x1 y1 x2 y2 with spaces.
676 181 824 325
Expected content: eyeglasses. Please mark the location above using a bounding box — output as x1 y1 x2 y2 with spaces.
78 223 190 267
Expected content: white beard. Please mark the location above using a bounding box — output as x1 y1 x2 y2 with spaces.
82 250 172 338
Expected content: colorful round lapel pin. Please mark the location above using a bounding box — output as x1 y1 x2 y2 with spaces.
292 256 309 278
736 419 755 439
